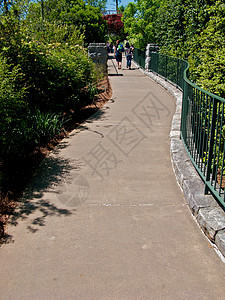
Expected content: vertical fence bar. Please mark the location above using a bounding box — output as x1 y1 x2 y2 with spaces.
181 79 188 141
165 56 168 79
205 98 217 194
221 159 225 199
156 53 159 74
176 59 179 86
198 91 204 169
200 93 207 173
219 140 225 197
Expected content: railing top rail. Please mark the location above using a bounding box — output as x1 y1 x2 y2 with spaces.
134 48 225 103
182 63 225 103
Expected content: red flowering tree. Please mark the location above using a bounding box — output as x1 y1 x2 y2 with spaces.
102 14 124 35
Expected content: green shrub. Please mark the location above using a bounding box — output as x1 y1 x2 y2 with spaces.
0 56 28 158
1 108 64 160
30 108 65 145
0 15 99 111
4 36 98 112
0 15 100 162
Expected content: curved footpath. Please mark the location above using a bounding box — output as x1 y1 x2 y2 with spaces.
1 57 225 299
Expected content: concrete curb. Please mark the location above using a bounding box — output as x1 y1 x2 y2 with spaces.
141 67 225 260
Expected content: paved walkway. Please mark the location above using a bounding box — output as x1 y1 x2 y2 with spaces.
1 57 225 299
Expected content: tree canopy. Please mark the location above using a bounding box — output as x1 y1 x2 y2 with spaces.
27 0 107 45
155 0 225 97
122 0 225 97
0 0 106 167
122 0 160 49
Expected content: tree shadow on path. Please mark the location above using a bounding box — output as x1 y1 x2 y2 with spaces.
3 152 83 242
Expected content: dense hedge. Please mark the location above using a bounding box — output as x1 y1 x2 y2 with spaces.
122 0 225 98
0 14 100 164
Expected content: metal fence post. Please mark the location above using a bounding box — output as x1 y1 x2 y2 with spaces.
180 79 188 141
177 59 180 86
165 56 168 79
204 98 217 194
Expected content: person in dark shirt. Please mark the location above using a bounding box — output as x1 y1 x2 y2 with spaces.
114 40 124 69
125 42 133 70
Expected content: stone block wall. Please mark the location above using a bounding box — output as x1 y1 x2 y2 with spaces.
145 43 160 71
88 43 108 74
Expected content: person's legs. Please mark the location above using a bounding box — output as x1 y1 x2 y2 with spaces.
127 54 132 69
116 53 122 69
115 52 120 69
119 53 122 69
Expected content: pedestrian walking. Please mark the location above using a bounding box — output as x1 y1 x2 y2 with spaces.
109 43 113 53
125 42 133 70
114 40 124 69
106 41 110 54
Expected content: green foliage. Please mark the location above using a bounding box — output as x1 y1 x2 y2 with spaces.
155 0 186 56
155 0 213 57
0 12 99 111
85 83 101 100
28 108 65 146
189 1 225 98
0 56 28 147
122 0 160 50
15 39 97 111
25 20 85 46
155 0 225 97
0 7 101 165
1 108 64 159
27 0 107 45
85 0 107 11
129 0 225 104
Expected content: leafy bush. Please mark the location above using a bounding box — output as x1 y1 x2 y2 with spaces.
30 108 65 145
1 108 64 160
0 56 28 158
0 1 106 204
13 40 98 112
0 14 99 110
0 14 100 163
27 0 107 45
190 2 225 98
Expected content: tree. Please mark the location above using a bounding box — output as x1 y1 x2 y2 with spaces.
122 0 161 50
155 0 225 96
85 0 107 12
155 0 214 57
27 0 107 44
103 13 124 35
155 0 186 56
0 0 10 13
190 0 225 97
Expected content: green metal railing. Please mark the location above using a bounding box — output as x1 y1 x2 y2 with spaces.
133 48 145 69
149 52 187 91
134 50 225 208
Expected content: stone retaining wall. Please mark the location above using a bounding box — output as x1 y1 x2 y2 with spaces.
88 43 107 74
